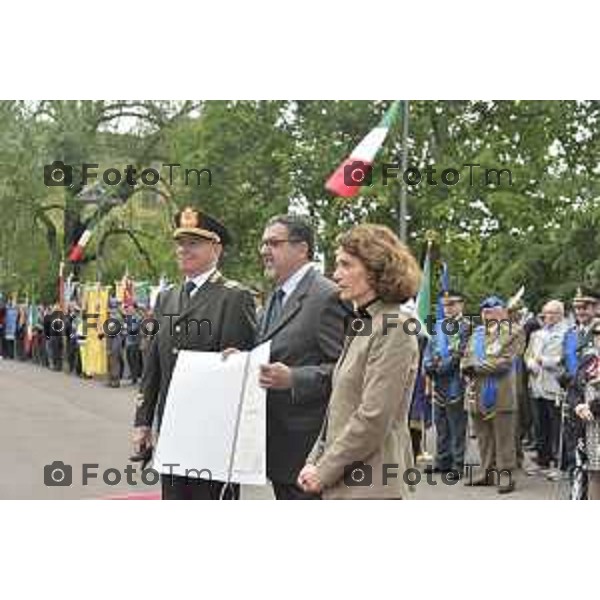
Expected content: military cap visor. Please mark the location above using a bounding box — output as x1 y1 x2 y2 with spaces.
173 207 230 245
441 290 464 302
573 288 600 305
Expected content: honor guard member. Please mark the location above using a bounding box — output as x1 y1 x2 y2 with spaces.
572 288 600 354
462 295 525 493
563 289 600 417
105 297 124 388
561 288 600 472
424 290 470 475
132 207 256 500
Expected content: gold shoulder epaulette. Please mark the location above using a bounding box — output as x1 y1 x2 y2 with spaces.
223 278 246 291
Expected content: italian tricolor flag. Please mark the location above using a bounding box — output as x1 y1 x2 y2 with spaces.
325 100 401 198
68 228 93 262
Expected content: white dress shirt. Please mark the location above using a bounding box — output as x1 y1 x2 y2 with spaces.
277 262 313 306
185 267 217 298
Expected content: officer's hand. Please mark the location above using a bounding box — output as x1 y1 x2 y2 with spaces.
222 348 241 360
575 403 594 422
132 426 152 452
259 363 292 389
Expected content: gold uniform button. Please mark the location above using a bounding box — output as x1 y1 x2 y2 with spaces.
172 348 179 355
174 325 181 334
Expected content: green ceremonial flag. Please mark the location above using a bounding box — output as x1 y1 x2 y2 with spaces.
416 244 431 326
29 301 38 327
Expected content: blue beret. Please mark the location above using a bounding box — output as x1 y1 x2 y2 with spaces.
480 295 506 310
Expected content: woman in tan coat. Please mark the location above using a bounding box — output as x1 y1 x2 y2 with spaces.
298 224 422 499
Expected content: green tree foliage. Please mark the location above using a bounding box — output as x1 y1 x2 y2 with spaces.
1 100 599 309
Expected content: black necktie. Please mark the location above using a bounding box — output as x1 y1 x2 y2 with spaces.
264 288 285 332
182 280 196 309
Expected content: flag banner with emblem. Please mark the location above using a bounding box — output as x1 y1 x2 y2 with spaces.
24 302 35 355
4 306 18 340
325 100 401 198
80 285 109 376
134 281 151 308
116 274 135 307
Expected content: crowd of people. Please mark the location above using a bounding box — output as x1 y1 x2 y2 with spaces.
0 300 153 389
412 286 600 498
2 207 600 500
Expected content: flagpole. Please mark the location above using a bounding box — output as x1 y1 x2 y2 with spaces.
96 228 101 283
58 261 65 312
419 231 435 463
398 100 410 242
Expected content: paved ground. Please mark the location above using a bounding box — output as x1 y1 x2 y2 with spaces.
0 358 567 500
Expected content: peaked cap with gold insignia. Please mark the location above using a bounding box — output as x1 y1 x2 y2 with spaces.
173 206 231 245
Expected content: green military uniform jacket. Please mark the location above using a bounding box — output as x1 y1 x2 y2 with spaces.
461 322 525 415
134 270 256 430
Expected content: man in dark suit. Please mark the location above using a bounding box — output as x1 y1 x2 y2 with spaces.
132 207 256 500
257 215 346 499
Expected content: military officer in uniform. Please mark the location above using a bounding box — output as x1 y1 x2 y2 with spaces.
561 288 600 473
573 288 600 353
132 207 256 500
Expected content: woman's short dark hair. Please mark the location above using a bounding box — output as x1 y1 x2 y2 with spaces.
266 214 315 260
337 224 422 303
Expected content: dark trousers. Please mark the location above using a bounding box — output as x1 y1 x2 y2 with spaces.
16 335 25 360
535 398 561 467
126 345 143 382
4 339 15 359
107 348 122 385
74 347 82 376
272 481 321 500
410 427 423 462
434 400 467 470
560 415 578 471
161 475 240 500
49 336 63 370
40 339 49 367
67 337 78 373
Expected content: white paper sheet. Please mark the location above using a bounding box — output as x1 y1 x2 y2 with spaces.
153 342 271 485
